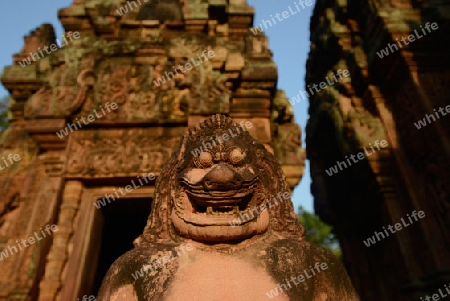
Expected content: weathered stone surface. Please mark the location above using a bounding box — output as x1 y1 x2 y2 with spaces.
0 0 306 300
97 115 359 300
306 1 450 300
65 129 184 178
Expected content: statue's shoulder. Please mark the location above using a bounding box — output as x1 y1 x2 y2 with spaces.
263 238 334 264
263 238 360 300
97 243 184 301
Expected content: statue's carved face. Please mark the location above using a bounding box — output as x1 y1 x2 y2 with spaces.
171 122 270 242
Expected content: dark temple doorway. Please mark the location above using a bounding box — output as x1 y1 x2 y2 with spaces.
91 198 152 295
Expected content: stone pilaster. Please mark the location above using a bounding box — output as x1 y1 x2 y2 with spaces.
39 181 83 301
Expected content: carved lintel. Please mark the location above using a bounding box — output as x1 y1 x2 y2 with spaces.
65 129 185 178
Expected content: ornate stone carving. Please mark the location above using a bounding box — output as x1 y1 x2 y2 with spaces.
271 90 304 165
39 181 83 301
17 24 57 57
306 1 450 299
345 108 387 149
167 37 230 115
0 125 37 174
271 90 294 124
273 123 306 166
137 0 183 21
24 48 81 118
65 129 184 177
1 1 306 299
0 193 22 241
59 37 233 122
97 115 358 300
0 166 57 298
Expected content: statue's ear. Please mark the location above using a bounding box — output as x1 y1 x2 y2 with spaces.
255 147 282 197
253 140 305 238
136 150 180 246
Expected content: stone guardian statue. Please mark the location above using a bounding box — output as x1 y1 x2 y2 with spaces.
97 114 360 301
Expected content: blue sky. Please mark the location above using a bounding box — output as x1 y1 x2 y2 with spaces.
0 1 315 212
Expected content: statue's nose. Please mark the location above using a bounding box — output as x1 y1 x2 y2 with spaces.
203 163 243 191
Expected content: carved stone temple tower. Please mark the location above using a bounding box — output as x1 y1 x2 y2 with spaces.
306 1 450 301
0 0 305 300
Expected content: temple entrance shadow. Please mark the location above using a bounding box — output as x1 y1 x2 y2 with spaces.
91 198 152 296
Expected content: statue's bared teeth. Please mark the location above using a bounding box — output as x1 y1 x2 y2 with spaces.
207 206 213 214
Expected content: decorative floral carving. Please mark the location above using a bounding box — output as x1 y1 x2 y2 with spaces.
66 130 183 177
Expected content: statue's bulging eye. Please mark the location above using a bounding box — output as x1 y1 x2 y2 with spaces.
229 148 245 165
198 151 213 168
